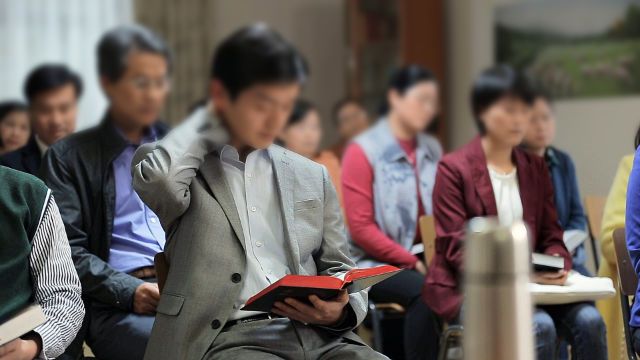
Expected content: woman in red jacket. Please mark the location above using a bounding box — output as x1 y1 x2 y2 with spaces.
423 65 606 360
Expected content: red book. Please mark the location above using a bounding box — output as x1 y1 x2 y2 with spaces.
241 265 402 312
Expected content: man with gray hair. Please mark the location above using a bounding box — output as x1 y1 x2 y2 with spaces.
41 24 171 360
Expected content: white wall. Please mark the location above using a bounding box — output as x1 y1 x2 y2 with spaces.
208 0 347 146
446 0 640 197
0 0 133 130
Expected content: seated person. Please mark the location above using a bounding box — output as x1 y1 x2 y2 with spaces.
132 23 387 360
598 146 634 360
0 165 83 359
40 25 171 360
522 92 590 275
623 127 640 356
0 101 30 156
329 98 370 160
0 64 82 175
342 65 442 360
423 65 607 360
279 98 343 207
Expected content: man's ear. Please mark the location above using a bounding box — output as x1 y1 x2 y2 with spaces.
210 79 229 111
100 76 113 98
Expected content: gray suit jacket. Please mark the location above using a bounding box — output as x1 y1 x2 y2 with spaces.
132 108 368 360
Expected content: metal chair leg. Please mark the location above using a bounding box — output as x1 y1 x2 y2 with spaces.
621 294 638 360
368 301 384 352
438 325 464 360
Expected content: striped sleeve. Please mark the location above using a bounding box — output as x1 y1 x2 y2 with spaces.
29 193 84 359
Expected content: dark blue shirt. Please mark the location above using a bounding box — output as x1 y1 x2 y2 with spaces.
545 147 588 267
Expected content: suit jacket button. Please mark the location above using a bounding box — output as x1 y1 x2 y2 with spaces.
231 273 242 283
211 319 221 329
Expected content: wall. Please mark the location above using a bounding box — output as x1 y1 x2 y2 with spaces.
208 0 348 146
446 0 640 197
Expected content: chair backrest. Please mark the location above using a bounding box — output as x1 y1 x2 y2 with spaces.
154 252 169 294
584 196 607 240
419 215 437 265
612 228 639 296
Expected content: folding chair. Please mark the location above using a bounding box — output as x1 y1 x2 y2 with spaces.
612 227 638 360
420 215 463 360
585 195 607 271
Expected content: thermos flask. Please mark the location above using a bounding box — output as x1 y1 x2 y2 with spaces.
463 217 535 360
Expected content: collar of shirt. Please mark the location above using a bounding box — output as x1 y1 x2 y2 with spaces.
113 123 158 148
545 147 560 168
217 144 272 171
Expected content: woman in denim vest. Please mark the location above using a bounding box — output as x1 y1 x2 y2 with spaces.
342 65 442 360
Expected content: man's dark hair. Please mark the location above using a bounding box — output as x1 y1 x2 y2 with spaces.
211 23 309 100
332 98 364 125
379 64 437 116
23 64 83 103
471 64 534 134
98 24 172 82
0 100 28 148
286 98 315 127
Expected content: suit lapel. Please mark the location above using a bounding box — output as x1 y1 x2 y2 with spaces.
199 153 247 250
269 146 301 273
467 137 498 216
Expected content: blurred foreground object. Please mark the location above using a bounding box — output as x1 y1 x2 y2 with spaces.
464 218 534 360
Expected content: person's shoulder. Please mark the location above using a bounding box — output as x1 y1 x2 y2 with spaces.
315 150 340 168
419 133 443 160
0 165 48 195
621 153 635 170
48 125 102 157
549 146 574 166
0 147 23 166
439 139 476 168
351 120 388 149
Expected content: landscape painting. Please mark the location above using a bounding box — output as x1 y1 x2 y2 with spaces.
495 0 640 99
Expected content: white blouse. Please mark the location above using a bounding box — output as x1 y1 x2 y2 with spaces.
488 166 523 227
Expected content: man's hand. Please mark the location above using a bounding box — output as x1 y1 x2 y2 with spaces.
415 260 427 275
133 282 160 315
272 289 350 326
533 270 569 286
0 338 39 360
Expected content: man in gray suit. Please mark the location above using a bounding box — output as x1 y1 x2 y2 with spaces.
132 23 388 360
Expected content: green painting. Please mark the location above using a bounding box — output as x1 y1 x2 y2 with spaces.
495 0 640 99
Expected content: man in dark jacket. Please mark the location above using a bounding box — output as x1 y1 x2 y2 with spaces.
41 24 171 360
1 64 82 175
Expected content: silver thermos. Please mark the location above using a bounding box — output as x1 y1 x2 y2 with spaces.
463 217 535 360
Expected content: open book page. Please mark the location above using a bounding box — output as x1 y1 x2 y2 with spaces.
530 271 615 305
563 229 589 254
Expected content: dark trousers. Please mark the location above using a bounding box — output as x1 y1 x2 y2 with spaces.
87 302 155 360
534 303 607 360
86 278 157 360
368 269 441 360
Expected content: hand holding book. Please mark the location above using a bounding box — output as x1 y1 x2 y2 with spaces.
272 289 350 326
532 253 568 286
241 265 401 313
0 336 41 360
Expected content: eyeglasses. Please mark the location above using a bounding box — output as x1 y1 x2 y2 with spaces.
129 76 171 92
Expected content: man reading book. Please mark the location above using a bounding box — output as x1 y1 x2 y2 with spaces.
0 166 83 359
132 23 387 360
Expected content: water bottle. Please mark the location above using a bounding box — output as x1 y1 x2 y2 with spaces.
463 217 534 360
